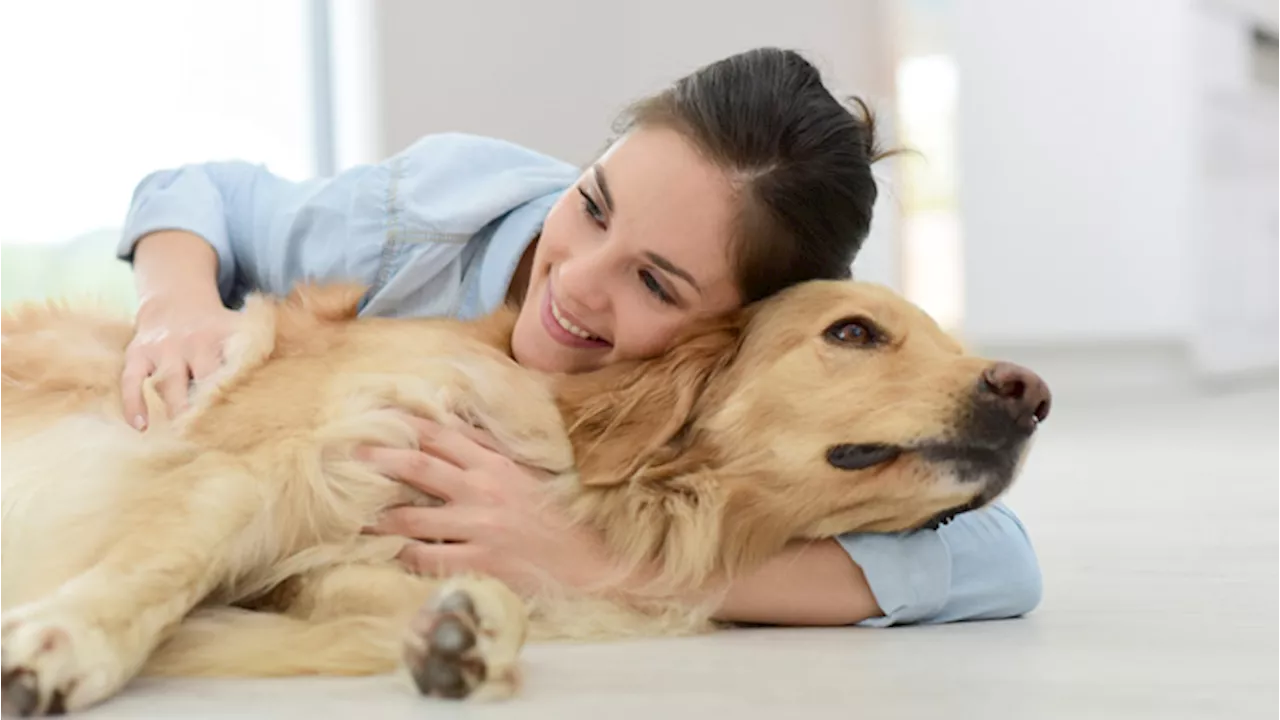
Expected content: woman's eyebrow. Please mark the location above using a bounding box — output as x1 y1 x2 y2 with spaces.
591 163 701 296
645 251 701 294
591 164 614 212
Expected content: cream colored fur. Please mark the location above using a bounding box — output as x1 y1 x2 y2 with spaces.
1 280 1042 713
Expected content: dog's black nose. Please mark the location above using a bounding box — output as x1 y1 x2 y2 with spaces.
981 362 1051 430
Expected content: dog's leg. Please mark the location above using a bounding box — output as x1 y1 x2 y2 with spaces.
147 565 529 701
0 453 264 716
276 562 529 700
142 609 411 678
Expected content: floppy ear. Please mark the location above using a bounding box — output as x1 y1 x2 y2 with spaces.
554 315 744 487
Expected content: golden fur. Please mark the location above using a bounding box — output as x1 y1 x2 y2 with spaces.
0 280 1045 713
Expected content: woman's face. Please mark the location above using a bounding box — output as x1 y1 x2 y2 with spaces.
511 126 744 374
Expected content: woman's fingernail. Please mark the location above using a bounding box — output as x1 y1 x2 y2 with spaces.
132 415 147 430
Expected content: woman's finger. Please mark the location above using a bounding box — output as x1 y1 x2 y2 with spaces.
355 446 469 501
368 505 484 543
397 540 491 577
189 346 223 382
154 359 192 418
405 416 503 469
120 353 155 430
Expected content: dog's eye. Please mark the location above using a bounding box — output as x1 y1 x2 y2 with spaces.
823 318 879 347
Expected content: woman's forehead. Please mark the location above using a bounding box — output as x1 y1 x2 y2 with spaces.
597 126 728 198
595 127 742 308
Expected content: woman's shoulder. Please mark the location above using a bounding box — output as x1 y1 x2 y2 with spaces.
381 132 581 227
392 132 581 181
350 133 579 320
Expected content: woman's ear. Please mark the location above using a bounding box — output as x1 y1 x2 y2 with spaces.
554 315 744 487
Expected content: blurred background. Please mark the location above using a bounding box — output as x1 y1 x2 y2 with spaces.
0 2 1276 715
1 0 1275 399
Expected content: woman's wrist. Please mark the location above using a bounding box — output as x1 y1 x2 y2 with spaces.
132 231 224 316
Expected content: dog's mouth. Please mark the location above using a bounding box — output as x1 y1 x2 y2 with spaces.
825 440 1024 474
825 439 1027 524
914 497 985 531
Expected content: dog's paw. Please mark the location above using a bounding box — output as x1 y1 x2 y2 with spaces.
402 577 527 701
1 608 122 716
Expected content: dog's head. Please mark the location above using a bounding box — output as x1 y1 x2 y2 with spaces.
557 280 1050 573
706 280 1049 536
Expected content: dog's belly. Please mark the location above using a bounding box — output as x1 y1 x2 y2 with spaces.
1 413 186 608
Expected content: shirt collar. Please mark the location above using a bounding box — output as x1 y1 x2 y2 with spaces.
477 189 564 314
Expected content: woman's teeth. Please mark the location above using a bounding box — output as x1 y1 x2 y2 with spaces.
551 299 600 341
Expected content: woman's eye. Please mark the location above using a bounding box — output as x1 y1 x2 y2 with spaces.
640 270 676 306
823 318 879 347
578 188 605 226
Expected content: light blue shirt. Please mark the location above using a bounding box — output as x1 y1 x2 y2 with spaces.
117 132 1042 627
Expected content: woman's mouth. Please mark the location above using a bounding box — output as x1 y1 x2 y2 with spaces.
540 284 612 350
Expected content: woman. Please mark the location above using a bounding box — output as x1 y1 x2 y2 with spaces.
116 48 1041 627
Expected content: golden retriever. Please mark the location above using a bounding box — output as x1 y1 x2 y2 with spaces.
0 279 1050 714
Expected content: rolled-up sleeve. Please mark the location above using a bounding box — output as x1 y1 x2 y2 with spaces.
835 502 1042 627
118 161 288 304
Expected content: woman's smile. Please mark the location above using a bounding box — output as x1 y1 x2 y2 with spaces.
539 277 611 350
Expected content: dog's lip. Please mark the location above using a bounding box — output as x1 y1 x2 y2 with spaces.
911 442 1016 463
915 499 984 531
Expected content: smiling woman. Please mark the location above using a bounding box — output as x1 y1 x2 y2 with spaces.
508 126 747 374
113 47 1042 631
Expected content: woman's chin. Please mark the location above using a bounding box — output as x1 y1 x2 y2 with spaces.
511 319 567 373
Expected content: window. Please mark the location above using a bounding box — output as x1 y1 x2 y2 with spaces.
0 0 319 308
889 0 965 334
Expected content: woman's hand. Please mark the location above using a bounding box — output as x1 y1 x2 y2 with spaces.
361 417 622 596
122 294 239 430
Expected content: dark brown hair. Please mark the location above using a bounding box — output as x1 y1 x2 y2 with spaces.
614 47 891 304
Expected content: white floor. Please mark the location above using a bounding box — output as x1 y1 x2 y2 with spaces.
72 384 1279 720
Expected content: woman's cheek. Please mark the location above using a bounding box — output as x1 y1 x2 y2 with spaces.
627 322 680 361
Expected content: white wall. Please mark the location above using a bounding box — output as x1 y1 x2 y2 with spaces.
327 0 904 289
1188 1 1279 377
953 0 1278 377
953 0 1195 346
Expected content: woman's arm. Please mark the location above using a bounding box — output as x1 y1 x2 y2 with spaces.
122 230 240 423
131 230 223 312
119 160 308 305
712 539 883 625
714 503 1043 627
117 161 320 425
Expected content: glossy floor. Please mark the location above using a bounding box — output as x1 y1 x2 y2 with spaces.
69 385 1280 720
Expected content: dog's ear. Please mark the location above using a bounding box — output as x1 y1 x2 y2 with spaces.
555 315 744 487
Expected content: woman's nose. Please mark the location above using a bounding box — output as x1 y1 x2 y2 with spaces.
556 250 610 313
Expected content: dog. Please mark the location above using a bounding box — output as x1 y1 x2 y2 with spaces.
0 279 1050 714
